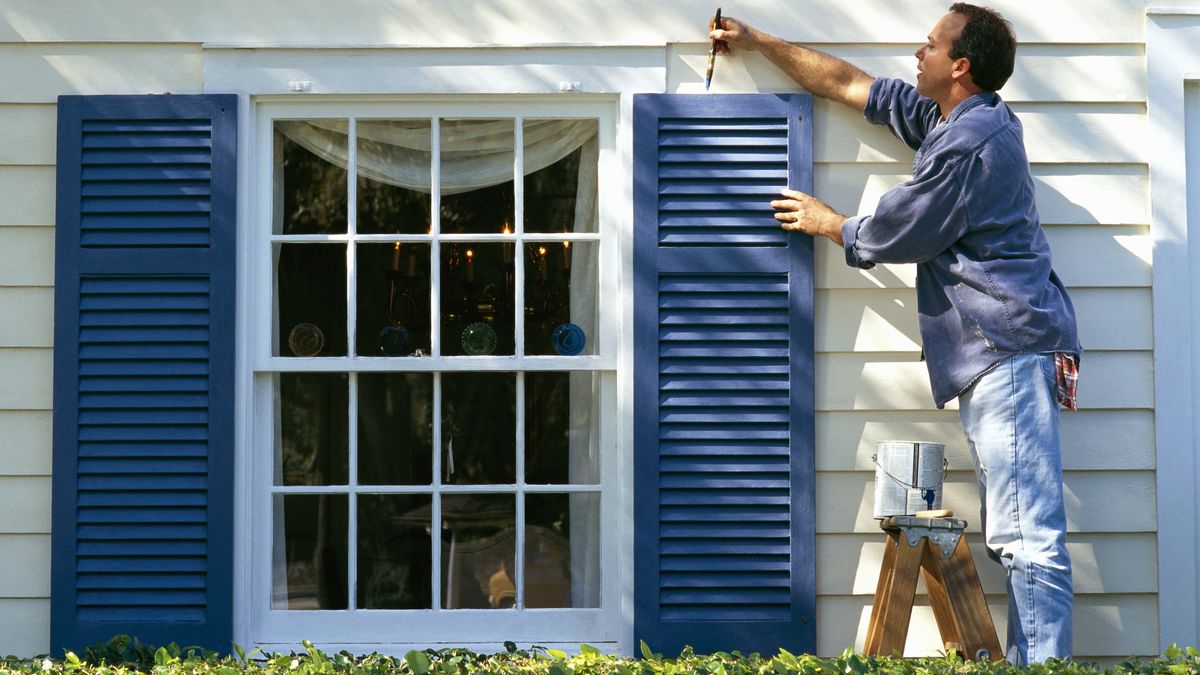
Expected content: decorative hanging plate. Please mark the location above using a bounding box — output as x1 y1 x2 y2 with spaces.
461 321 498 355
288 322 325 357
379 324 413 356
551 322 586 356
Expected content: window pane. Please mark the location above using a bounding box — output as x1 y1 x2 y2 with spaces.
356 243 431 357
272 494 348 609
357 119 433 235
441 373 514 484
439 119 515 235
274 120 348 235
524 241 597 356
524 119 598 234
440 243 514 356
277 373 348 486
358 494 433 609
358 373 433 485
276 243 347 357
441 494 514 609
525 372 599 485
526 493 600 608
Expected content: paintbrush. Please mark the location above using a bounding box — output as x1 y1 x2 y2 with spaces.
705 7 722 90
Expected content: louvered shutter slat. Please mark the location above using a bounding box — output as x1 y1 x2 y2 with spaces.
634 94 815 655
53 94 236 652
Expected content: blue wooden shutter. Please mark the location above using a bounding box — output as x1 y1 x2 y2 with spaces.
52 95 237 652
633 94 815 655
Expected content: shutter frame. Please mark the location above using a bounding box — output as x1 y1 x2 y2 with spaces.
52 94 237 652
633 94 815 655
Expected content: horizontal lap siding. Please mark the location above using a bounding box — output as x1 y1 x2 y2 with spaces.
0 45 203 656
699 34 1156 659
0 0 1161 659
0 0 1147 44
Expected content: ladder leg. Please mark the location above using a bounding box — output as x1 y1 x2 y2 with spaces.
865 533 924 657
933 535 1003 661
865 531 899 653
920 544 962 652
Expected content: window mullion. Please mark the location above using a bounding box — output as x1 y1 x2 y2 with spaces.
431 117 442 358
347 118 358 359
347 371 359 611
514 116 525 359
431 371 443 611
515 372 526 609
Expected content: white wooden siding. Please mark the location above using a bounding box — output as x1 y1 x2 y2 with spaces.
0 44 201 103
0 39 204 659
0 0 1156 45
670 44 1147 103
0 411 52 475
0 0 1175 660
0 227 53 286
0 600 50 657
817 594 1158 658
668 18 1157 661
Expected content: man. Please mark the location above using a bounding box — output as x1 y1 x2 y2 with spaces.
711 4 1080 665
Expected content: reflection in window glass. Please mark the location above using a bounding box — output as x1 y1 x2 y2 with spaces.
272 494 348 609
441 494 514 609
440 243 513 357
264 110 607 622
524 241 598 356
526 372 599 485
274 120 348 235
356 243 432 357
526 493 599 608
358 373 433 485
440 119 515 235
524 119 598 234
358 495 433 609
276 243 347 357
277 373 348 486
357 120 432 235
441 373 515 484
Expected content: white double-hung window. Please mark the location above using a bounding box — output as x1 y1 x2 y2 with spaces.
247 99 618 649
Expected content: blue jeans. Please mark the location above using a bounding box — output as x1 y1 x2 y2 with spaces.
957 353 1073 665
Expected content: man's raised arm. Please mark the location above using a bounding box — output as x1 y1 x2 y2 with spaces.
711 16 874 113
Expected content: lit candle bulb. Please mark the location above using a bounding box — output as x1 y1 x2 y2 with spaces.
392 242 401 271
502 223 514 263
537 245 547 281
562 241 572 270
465 248 475 282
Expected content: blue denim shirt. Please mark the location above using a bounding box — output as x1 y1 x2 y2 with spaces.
841 78 1081 408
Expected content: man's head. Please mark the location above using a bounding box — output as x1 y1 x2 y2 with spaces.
945 3 1017 92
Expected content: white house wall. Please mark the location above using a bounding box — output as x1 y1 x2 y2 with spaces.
0 0 1192 661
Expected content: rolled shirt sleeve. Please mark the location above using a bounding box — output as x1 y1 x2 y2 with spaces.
842 150 972 268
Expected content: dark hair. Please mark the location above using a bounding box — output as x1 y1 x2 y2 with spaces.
947 3 1016 91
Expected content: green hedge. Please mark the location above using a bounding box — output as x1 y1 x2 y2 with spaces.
3 636 1200 675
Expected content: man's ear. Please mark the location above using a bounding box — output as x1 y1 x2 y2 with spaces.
952 57 974 85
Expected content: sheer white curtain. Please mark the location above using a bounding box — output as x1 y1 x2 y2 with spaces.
274 119 602 608
275 119 596 195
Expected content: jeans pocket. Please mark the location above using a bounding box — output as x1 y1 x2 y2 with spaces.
1037 352 1057 389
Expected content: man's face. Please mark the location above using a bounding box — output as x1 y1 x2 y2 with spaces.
915 12 968 102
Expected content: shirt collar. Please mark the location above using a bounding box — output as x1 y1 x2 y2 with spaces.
945 90 1000 124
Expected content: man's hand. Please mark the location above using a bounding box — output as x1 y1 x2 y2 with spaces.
709 15 765 54
772 189 846 245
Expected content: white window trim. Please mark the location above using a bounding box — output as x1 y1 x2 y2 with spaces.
231 95 631 654
1147 6 1200 651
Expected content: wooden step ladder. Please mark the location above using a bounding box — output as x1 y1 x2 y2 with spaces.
864 514 1003 662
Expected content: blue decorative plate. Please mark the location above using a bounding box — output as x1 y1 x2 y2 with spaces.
551 322 586 356
379 324 413 356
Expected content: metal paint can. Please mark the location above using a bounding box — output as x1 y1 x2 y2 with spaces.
872 441 947 518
